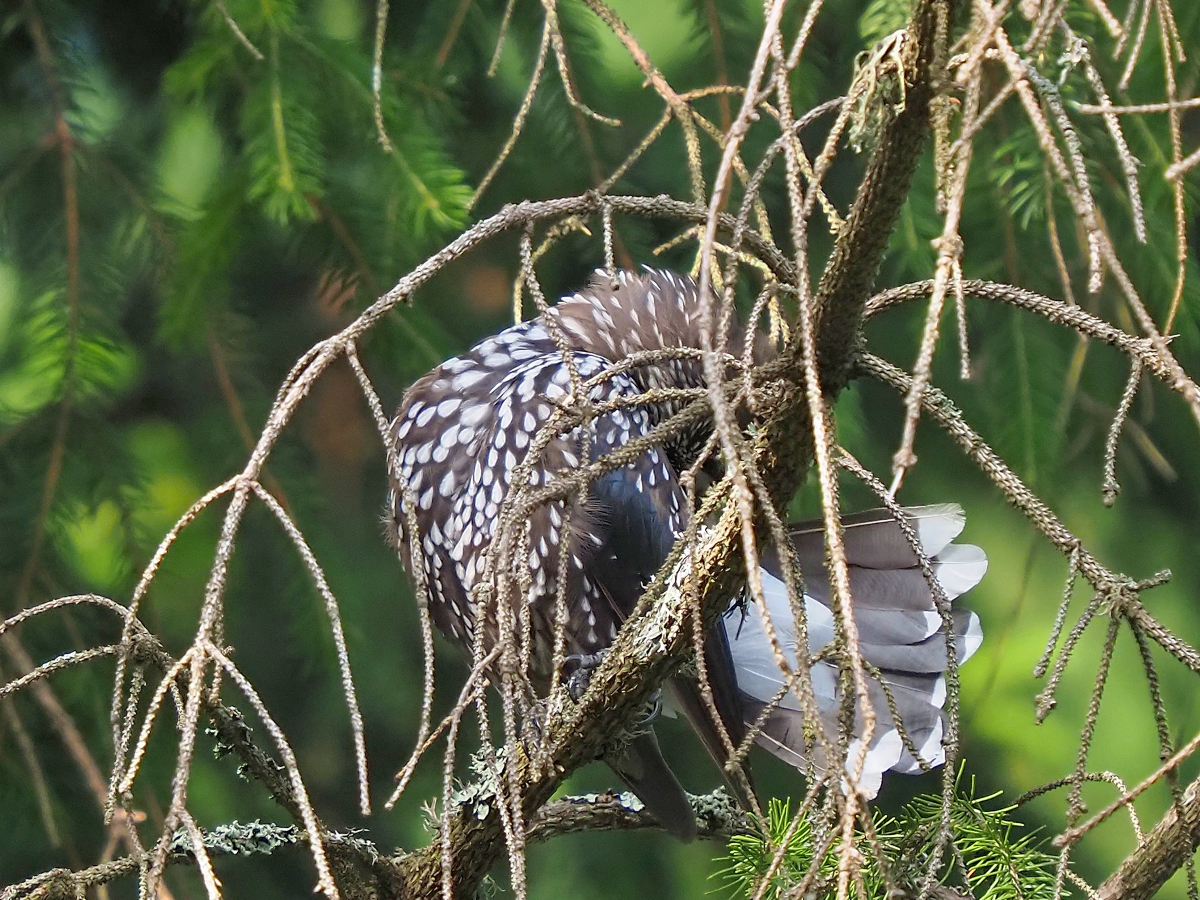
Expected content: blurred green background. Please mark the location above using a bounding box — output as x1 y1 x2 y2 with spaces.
2 0 1200 896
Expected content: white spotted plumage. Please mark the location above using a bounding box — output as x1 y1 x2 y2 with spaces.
387 268 712 688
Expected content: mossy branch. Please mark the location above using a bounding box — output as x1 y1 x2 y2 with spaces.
395 1 956 895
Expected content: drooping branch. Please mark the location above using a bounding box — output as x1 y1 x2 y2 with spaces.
394 0 958 895
108 191 793 900
866 280 1197 393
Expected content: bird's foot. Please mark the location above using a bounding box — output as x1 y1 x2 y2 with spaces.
563 651 662 735
638 690 663 727
563 651 608 702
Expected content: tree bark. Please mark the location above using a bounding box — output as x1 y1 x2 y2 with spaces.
1096 774 1200 900
394 0 959 896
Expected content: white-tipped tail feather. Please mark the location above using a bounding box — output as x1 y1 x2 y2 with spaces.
723 504 987 797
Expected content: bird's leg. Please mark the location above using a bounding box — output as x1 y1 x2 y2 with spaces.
563 650 608 701
563 650 662 729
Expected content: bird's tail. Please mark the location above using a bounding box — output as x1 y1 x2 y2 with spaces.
723 504 987 796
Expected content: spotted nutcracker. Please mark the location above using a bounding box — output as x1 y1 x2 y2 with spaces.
387 268 986 840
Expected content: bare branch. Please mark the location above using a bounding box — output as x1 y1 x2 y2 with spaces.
1093 773 1200 900
393 0 959 892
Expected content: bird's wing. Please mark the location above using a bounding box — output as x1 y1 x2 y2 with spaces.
665 630 758 810
586 442 755 810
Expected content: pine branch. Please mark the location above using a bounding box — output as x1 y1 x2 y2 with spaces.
393 0 957 894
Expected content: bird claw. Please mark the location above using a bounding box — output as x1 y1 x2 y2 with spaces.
563 651 608 701
639 690 662 727
562 651 662 729
523 700 547 752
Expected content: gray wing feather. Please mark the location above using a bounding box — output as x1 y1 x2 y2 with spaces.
727 505 986 795
606 732 698 841
788 504 966 570
858 609 982 673
803 567 946 613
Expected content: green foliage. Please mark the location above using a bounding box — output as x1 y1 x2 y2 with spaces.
159 179 246 349
240 56 326 224
719 782 1059 900
2 1 1200 898
990 131 1050 232
718 797 841 898
0 285 139 425
679 0 767 90
977 308 1071 491
859 0 910 45
882 787 1058 900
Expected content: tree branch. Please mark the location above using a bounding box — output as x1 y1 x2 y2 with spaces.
529 790 751 842
866 280 1188 391
811 0 955 394
395 0 957 895
3 792 749 900
1095 773 1200 900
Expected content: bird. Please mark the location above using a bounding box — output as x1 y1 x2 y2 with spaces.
386 268 986 839
725 505 985 797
